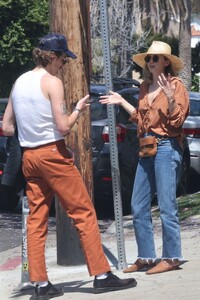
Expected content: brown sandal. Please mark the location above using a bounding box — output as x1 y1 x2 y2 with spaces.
123 259 156 273
146 259 181 275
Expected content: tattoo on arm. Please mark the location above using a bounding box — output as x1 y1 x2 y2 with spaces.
60 103 67 115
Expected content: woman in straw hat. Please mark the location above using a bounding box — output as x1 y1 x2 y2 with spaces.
100 41 189 275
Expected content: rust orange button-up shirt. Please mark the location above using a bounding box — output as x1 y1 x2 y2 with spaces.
129 77 189 148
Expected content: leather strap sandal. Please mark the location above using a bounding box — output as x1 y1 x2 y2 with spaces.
123 259 156 273
146 259 181 275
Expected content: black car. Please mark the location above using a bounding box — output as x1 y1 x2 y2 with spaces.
90 84 139 212
0 82 191 212
0 98 9 186
90 82 191 213
0 98 21 210
1 82 139 212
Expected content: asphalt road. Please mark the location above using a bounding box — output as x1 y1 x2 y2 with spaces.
0 199 114 253
0 209 22 252
0 173 199 254
0 207 58 253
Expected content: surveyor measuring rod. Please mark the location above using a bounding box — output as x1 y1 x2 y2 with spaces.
99 0 127 269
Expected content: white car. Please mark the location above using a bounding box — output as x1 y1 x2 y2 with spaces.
183 91 200 183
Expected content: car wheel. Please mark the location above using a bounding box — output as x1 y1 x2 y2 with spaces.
0 186 20 210
176 152 190 197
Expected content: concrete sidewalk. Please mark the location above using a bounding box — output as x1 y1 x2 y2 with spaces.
0 214 200 300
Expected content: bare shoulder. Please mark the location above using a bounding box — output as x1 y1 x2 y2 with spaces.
43 72 62 87
41 73 64 99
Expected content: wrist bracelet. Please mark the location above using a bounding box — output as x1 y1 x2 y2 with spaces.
73 108 81 114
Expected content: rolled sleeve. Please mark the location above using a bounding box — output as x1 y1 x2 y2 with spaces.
168 81 189 128
129 108 138 124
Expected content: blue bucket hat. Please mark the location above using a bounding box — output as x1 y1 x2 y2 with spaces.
37 33 77 59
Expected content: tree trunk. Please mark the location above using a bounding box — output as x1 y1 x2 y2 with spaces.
177 0 192 90
49 0 92 266
49 0 92 193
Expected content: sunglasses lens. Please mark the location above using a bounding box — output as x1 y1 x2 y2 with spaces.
62 57 69 65
145 55 151 63
153 55 159 62
145 55 159 63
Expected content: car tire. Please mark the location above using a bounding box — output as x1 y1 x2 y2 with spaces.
176 151 190 197
0 186 20 210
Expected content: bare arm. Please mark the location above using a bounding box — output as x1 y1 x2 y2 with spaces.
47 76 89 136
2 97 16 136
99 91 136 115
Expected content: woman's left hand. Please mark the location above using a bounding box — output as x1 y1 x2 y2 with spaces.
157 73 176 102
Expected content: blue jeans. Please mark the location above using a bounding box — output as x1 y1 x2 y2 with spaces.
131 138 183 261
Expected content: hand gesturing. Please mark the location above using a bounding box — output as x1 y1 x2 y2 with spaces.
157 73 175 101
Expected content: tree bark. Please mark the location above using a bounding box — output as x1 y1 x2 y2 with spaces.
177 0 192 90
49 0 92 194
49 0 92 266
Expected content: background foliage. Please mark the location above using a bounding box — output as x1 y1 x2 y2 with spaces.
0 0 49 96
0 0 199 96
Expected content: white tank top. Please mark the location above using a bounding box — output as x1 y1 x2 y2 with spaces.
12 70 63 147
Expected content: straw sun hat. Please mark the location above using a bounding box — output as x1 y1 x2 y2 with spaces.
132 41 183 72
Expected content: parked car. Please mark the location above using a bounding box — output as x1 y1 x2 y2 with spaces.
0 82 191 212
0 98 21 210
0 99 10 185
183 91 200 188
90 82 191 213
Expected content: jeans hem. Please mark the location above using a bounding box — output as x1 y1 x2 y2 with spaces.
161 257 184 262
138 257 157 263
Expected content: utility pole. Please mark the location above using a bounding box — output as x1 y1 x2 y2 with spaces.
49 0 92 265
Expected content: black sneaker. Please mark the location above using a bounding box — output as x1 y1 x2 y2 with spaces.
93 271 137 294
30 281 64 300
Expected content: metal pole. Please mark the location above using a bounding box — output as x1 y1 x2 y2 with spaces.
15 196 34 291
99 0 127 270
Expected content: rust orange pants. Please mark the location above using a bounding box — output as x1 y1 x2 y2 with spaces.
22 140 110 282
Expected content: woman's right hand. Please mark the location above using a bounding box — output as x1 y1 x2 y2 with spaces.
100 90 136 116
99 91 124 105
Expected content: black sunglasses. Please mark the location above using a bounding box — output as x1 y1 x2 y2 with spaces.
145 55 159 63
62 57 69 65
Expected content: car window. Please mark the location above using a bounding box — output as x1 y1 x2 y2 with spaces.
116 90 139 124
90 93 119 121
89 84 139 122
120 91 139 107
189 99 200 116
0 102 7 118
90 93 108 121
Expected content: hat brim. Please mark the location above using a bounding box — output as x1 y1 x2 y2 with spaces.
132 52 183 72
65 50 77 59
